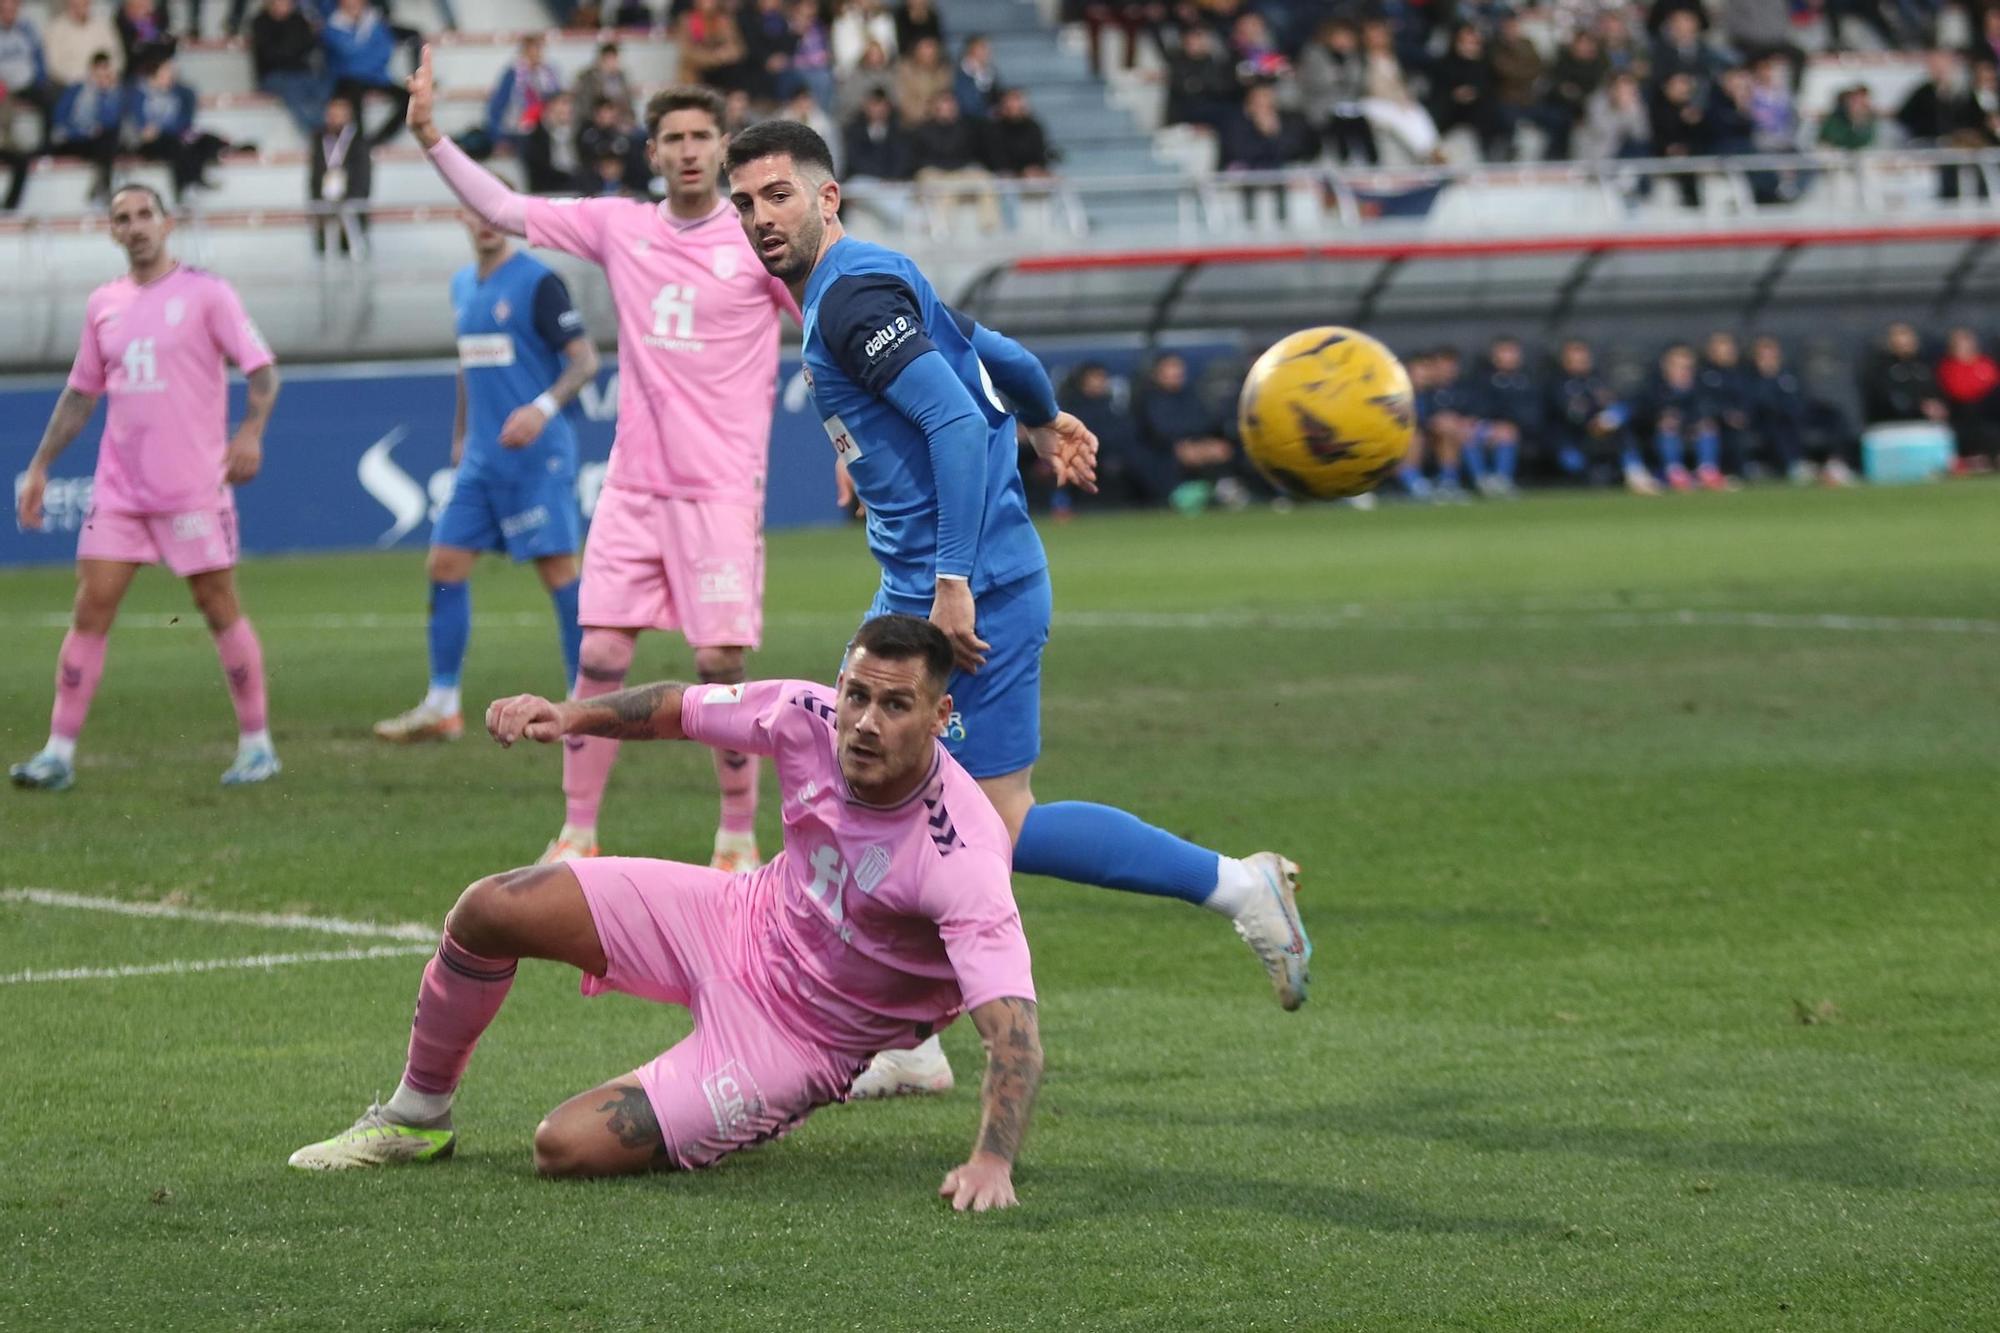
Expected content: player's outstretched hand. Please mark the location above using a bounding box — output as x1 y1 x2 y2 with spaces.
224 432 263 485
1025 412 1099 494
16 465 46 530
499 404 548 448
939 1155 1018 1212
486 693 565 747
407 45 439 147
931 579 989 673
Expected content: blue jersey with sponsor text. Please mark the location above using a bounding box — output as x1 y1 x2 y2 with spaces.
451 251 584 480
799 236 1046 602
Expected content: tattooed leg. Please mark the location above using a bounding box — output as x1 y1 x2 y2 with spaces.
532 1078 677 1178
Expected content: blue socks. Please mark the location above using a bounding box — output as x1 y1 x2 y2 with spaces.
1014 801 1220 906
1656 430 1685 468
427 580 471 690
550 578 582 687
1695 429 1720 472
1492 441 1518 482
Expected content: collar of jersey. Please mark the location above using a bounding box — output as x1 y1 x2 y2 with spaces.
802 234 853 308
656 197 731 233
836 746 943 812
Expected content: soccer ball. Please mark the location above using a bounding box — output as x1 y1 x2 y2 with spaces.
1236 327 1415 500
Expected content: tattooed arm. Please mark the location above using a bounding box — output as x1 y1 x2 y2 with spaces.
225 364 282 485
16 388 100 530
486 682 692 747
940 996 1043 1212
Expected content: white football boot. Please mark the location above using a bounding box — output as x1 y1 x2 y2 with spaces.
848 1034 956 1100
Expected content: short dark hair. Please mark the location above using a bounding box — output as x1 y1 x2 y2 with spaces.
849 615 953 695
723 118 836 181
599 40 620 56
645 86 726 138
109 182 168 215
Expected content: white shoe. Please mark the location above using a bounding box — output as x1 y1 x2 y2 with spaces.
537 826 599 864
848 1034 955 1100
1232 852 1312 1011
287 1102 455 1170
1624 465 1662 496
373 702 464 743
221 745 281 786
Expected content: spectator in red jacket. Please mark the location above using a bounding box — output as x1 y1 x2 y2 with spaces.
1936 326 2000 471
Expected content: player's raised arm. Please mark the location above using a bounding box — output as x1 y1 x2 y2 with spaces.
488 682 692 747
408 46 529 236
941 996 1044 1212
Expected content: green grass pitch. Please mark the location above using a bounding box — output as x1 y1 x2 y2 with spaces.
3 485 1996 1330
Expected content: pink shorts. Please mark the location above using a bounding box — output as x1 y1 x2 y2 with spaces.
579 486 764 648
572 856 866 1171
76 505 238 576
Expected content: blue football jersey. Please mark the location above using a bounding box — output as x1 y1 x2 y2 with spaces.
800 237 1047 602
451 252 585 479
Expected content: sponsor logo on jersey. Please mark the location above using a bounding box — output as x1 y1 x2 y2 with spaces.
456 333 516 369
945 711 967 743
695 558 746 604
170 510 213 541
702 1060 765 1139
499 505 550 537
864 316 912 359
820 412 862 462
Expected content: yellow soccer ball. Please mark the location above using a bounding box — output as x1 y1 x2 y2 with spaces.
1236 327 1415 500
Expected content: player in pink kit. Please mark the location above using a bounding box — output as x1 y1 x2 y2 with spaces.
290 615 1044 1211
405 49 797 873
12 184 284 792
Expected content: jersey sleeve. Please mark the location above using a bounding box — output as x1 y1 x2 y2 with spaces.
66 297 107 395
207 280 276 375
918 847 1036 1012
530 270 587 352
678 678 820 759
522 195 617 265
819 272 939 396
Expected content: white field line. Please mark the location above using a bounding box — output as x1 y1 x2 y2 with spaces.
2 607 1995 635
0 888 436 941
0 944 436 986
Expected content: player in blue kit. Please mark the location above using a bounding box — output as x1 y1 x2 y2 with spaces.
724 122 1310 1097
375 216 601 742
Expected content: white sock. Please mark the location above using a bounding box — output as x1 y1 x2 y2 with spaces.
44 734 77 764
237 729 272 755
385 1078 453 1125
1203 856 1261 917
423 684 462 716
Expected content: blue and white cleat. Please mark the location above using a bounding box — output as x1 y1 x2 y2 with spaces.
1233 852 1311 1011
221 744 282 786
9 750 76 792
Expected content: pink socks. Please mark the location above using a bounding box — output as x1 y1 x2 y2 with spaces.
210 617 268 735
714 748 759 836
400 931 518 1097
49 629 109 743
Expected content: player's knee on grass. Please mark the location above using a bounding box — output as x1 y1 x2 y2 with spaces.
694 646 746 684
577 628 635 686
533 1082 674 1178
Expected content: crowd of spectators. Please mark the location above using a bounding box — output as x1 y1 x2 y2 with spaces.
1098 0 2000 185
1036 321 1998 516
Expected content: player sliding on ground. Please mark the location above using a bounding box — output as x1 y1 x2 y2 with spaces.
372 215 599 742
407 49 795 872
723 123 1311 1100
12 183 282 792
290 615 1043 1211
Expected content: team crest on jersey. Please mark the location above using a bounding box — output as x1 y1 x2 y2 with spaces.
164 297 186 326
711 247 738 280
492 298 511 324
853 845 892 895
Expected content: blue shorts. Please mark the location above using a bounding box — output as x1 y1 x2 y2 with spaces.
862 569 1050 780
433 464 583 562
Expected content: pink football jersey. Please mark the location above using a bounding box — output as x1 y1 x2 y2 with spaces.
524 197 795 505
65 265 275 514
679 679 1035 1053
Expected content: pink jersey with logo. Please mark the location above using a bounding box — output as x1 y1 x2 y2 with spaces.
523 196 795 505
65 265 275 514
680 678 1034 1053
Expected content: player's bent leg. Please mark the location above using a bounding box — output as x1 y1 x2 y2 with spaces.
533 1079 676 1178
546 627 637 862
695 645 761 873
377 546 478 743
11 562 136 792
289 865 609 1172
189 568 279 786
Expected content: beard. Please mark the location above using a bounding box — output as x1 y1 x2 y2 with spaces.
763 210 823 284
